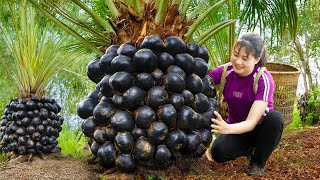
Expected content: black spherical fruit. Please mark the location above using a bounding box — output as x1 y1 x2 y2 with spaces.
135 73 155 91
191 144 206 157
175 53 195 74
37 124 46 135
147 122 169 144
31 117 41 126
16 110 27 119
26 101 37 110
146 86 169 109
131 126 146 139
97 141 116 168
201 75 216 98
16 103 26 111
133 137 155 161
111 110 134 132
105 127 116 142
87 57 105 83
115 131 134 153
123 86 145 110
116 153 136 172
87 89 101 100
16 127 26 136
133 49 158 73
157 104 177 129
177 106 200 130
165 36 186 55
76 98 99 119
109 71 134 93
140 35 165 55
163 73 185 93
197 46 209 62
99 52 117 74
21 117 31 127
193 93 210 113
185 74 203 94
93 102 116 125
112 93 124 108
97 75 114 97
194 57 208 79
105 44 119 55
151 68 164 85
158 52 175 72
81 117 96 138
93 128 108 144
166 65 186 78
169 93 184 111
111 55 136 73
32 132 41 141
200 129 212 147
117 43 137 58
184 131 201 153
182 89 194 106
90 141 101 156
155 144 172 163
186 42 199 57
165 129 187 151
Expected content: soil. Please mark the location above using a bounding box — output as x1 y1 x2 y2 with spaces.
1 126 319 180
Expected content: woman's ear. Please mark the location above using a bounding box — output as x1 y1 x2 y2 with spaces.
255 57 261 64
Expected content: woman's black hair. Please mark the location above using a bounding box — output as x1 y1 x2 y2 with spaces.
233 33 267 66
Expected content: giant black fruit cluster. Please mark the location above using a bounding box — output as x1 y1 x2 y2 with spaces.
77 35 218 172
0 97 63 155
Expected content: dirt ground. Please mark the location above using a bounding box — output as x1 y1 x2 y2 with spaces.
1 126 319 180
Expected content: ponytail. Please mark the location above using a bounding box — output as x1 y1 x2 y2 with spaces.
258 46 267 66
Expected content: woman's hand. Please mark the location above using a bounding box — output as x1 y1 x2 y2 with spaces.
211 111 231 134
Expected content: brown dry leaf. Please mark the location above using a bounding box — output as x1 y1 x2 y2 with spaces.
165 4 179 25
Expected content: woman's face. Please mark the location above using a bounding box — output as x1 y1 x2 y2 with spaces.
231 46 260 77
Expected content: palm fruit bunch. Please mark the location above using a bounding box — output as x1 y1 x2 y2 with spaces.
0 97 63 155
77 35 218 172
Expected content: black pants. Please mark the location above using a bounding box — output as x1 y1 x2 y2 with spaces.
210 110 284 168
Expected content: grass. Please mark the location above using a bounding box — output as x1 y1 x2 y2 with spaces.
57 124 91 159
0 153 6 163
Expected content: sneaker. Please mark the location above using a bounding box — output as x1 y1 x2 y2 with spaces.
204 148 214 162
247 164 265 176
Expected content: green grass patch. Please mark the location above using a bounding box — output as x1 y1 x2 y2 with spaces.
0 153 6 163
57 124 91 159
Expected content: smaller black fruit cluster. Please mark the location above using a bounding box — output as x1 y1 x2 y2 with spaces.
0 97 63 155
77 35 218 172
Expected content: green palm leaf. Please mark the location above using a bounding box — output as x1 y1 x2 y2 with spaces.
26 0 298 67
0 3 80 98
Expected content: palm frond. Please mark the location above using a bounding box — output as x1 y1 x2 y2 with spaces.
239 0 298 42
0 3 81 98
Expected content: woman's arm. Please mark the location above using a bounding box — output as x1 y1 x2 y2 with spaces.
211 100 268 134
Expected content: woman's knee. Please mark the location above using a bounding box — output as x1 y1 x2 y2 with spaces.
265 110 284 128
210 144 229 163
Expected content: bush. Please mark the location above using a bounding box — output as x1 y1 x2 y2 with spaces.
290 105 304 128
296 88 320 127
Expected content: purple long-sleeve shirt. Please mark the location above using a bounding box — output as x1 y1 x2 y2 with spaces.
209 64 275 124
